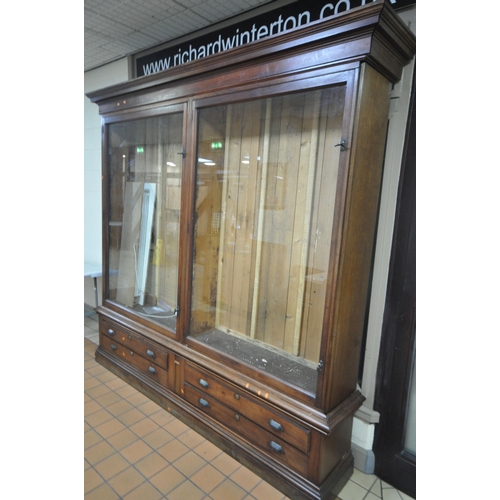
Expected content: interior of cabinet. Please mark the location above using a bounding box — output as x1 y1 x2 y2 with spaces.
106 113 183 331
189 86 345 392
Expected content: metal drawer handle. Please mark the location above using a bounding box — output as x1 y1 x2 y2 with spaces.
269 441 284 454
148 366 156 374
110 343 117 350
146 349 155 358
199 398 210 408
107 329 115 335
269 419 284 432
199 379 209 388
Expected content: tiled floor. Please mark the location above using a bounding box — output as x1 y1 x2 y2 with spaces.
85 313 413 500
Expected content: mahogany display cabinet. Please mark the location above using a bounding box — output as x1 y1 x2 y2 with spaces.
87 2 415 498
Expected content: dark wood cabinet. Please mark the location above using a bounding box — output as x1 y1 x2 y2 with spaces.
87 2 415 498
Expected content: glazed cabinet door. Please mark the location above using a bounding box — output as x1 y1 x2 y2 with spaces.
103 107 185 335
187 81 352 401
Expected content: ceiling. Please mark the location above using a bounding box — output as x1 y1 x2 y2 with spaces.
84 0 284 72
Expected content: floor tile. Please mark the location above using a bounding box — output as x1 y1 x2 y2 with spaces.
350 468 378 491
85 408 114 428
106 428 139 451
135 451 170 478
84 399 101 417
210 452 241 476
193 438 223 462
85 441 116 465
382 489 404 500
142 427 174 449
106 398 135 417
337 479 370 500
190 463 226 493
164 417 191 437
172 450 207 477
120 439 155 464
95 390 123 408
365 493 381 500
84 429 102 450
93 453 130 480
84 482 120 500
122 480 163 500
117 407 148 427
208 478 247 500
137 399 162 416
369 479 382 497
149 408 176 427
126 391 151 407
85 383 112 399
230 466 262 492
156 438 190 463
149 464 186 495
399 491 413 500
107 467 145 497
115 383 140 399
164 479 206 500
94 416 127 439
84 467 104 494
250 479 287 500
178 428 206 449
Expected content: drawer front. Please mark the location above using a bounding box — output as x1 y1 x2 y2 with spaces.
184 384 308 476
100 320 168 369
185 363 310 453
101 334 168 386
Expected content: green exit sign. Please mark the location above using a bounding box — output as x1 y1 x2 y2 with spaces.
136 146 144 153
210 141 223 149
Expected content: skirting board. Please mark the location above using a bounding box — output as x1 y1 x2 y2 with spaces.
352 442 376 474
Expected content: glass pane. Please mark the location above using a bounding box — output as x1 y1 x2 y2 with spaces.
107 113 183 332
190 87 345 393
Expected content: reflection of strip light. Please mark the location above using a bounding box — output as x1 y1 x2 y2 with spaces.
242 160 250 165
204 162 216 166
198 158 212 162
166 161 176 166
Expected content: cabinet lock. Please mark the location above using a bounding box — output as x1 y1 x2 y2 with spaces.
334 139 346 151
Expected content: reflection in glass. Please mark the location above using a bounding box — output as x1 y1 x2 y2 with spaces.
404 347 416 455
190 87 345 392
107 113 183 332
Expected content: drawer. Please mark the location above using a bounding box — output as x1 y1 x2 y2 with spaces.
184 363 310 453
100 319 168 369
101 334 168 386
185 384 308 476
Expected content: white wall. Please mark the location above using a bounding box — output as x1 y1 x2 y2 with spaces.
84 58 129 306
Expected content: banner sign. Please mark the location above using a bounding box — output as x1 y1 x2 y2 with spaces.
134 0 415 78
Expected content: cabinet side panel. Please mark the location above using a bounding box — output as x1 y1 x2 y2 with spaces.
324 63 392 411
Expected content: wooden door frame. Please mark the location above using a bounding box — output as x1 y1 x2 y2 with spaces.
373 69 416 498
